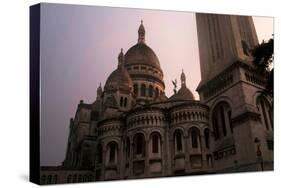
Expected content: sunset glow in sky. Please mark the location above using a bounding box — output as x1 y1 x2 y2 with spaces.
40 3 273 166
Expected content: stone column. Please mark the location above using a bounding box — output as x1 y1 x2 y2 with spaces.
101 146 106 180
144 138 150 177
185 134 191 173
167 134 174 176
161 135 165 176
129 135 133 178
119 139 124 179
201 135 208 170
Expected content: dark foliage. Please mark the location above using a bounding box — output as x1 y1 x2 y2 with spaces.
251 38 274 96
252 38 273 71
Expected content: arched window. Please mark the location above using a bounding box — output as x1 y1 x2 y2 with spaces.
212 101 232 140
120 96 123 107
108 142 117 163
190 128 200 148
41 175 46 184
141 84 146 97
97 144 103 164
174 130 183 152
204 129 210 149
257 96 273 130
151 133 160 153
149 85 153 97
219 106 227 136
124 97 127 107
133 84 138 96
109 144 115 162
133 133 145 157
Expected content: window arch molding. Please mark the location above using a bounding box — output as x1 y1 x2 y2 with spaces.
186 123 202 133
106 141 119 164
149 131 162 154
133 132 147 157
253 92 273 107
173 128 185 153
211 100 233 140
188 126 201 149
256 94 273 130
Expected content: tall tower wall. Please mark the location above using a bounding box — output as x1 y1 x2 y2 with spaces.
196 14 259 83
195 13 273 172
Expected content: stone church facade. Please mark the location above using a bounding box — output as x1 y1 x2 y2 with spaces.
40 14 273 184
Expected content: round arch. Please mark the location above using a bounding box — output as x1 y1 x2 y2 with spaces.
210 96 234 115
256 93 273 131
133 132 146 157
106 141 119 164
211 100 233 140
188 127 201 149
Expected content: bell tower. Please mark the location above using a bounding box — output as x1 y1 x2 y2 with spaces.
196 14 259 83
195 13 273 172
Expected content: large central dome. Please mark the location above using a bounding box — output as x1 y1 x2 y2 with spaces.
122 21 166 104
124 42 161 69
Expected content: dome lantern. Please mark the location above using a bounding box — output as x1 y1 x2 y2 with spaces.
96 82 102 99
138 20 145 43
118 48 124 67
181 69 186 87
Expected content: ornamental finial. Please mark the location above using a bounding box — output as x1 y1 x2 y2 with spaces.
181 69 186 87
138 20 145 43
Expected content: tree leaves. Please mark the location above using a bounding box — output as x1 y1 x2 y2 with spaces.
251 38 274 96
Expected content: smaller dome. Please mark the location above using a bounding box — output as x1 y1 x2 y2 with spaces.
169 69 194 101
104 66 133 91
169 85 195 101
104 49 133 91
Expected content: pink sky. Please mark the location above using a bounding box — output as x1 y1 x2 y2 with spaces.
40 4 273 166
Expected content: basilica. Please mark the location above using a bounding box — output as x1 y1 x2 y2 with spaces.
40 14 273 184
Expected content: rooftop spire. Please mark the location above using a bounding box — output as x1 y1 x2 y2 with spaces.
181 69 186 87
138 20 145 43
118 48 124 67
97 82 102 99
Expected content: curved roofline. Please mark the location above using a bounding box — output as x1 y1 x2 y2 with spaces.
124 42 162 70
